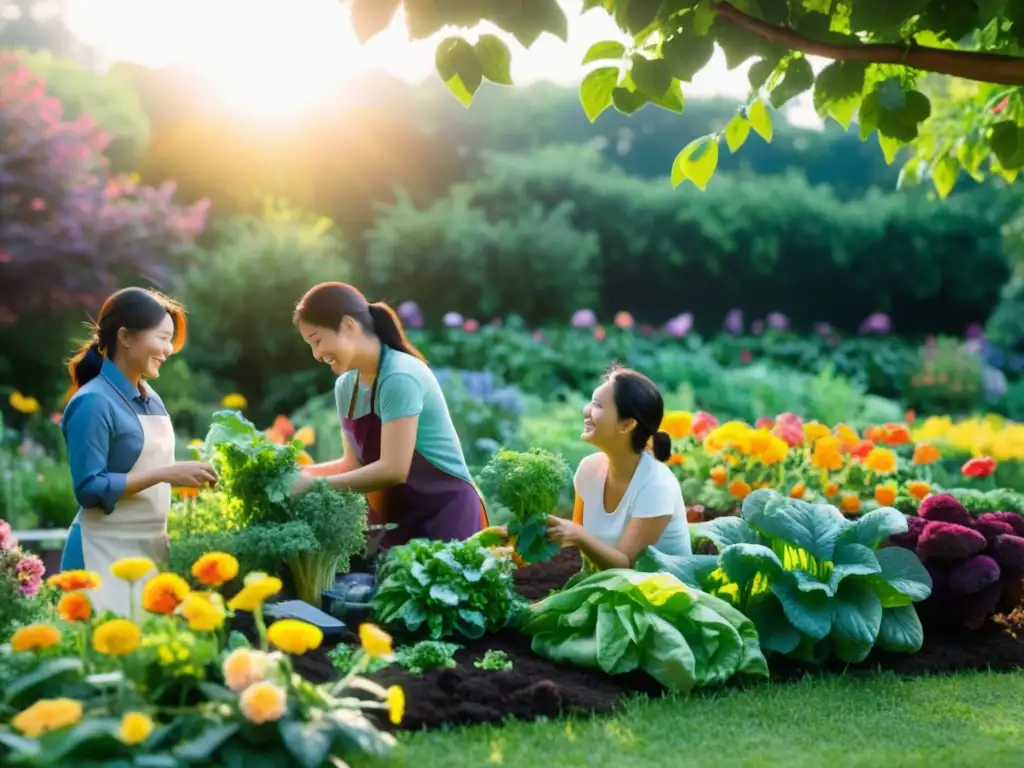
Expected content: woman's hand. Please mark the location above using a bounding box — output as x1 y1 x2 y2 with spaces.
162 461 218 489
546 515 583 548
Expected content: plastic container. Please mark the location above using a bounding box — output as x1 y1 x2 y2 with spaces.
322 572 376 626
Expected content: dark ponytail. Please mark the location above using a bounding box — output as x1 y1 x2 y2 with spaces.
66 288 187 393
294 283 426 362
604 365 670 460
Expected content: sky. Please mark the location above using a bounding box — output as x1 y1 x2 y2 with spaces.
62 0 822 127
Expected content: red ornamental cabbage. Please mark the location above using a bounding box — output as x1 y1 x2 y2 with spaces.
888 515 928 549
989 535 1024 571
973 518 1015 541
947 555 1001 597
916 494 974 527
978 512 1024 538
915 521 987 562
0 53 208 319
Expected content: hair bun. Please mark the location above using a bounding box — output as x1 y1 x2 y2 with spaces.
651 430 672 462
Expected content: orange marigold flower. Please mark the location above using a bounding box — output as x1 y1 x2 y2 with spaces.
962 456 997 478
850 440 875 460
666 453 685 466
191 552 239 587
271 415 295 440
173 486 199 499
912 443 940 465
709 465 728 486
865 425 886 443
660 411 693 439
141 573 190 615
865 447 897 474
47 570 101 592
57 592 92 623
803 422 830 442
811 437 844 471
789 482 806 499
613 311 634 329
834 424 859 450
840 493 862 514
728 479 751 499
882 423 911 446
907 481 932 500
874 485 897 506
823 481 839 497
11 624 62 652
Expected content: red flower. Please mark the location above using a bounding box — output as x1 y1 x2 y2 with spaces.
691 411 719 440
594 325 606 342
850 440 875 460
755 416 774 430
740 350 751 364
962 456 997 478
463 319 479 333
772 412 804 447
994 96 1010 114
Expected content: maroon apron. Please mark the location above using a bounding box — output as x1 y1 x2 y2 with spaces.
342 346 487 549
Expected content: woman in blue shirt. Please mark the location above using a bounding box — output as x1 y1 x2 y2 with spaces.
293 282 486 548
61 288 217 616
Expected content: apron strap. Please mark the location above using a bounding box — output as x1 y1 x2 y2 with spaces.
347 345 387 419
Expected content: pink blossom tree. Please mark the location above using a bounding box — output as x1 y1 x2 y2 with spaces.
0 51 208 322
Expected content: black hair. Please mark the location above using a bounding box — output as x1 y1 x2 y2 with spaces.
293 282 426 362
67 288 186 391
604 365 671 461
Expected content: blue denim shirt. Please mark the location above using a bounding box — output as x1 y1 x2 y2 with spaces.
62 359 169 515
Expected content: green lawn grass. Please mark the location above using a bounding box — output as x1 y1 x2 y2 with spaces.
381 671 1024 768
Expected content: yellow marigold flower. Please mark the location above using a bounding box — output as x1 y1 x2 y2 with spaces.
359 623 394 658
11 698 82 738
912 443 941 465
221 393 248 409
709 465 728 486
191 552 239 587
267 619 324 655
834 423 860 450
93 619 141 657
660 411 693 439
865 447 897 474
727 479 751 499
294 426 316 446
789 482 806 499
840 493 862 514
803 422 830 442
228 573 282 613
57 592 92 623
297 451 315 466
118 712 154 745
11 623 62 652
907 481 932 500
222 648 272 692
757 433 789 465
874 485 897 506
47 570 101 592
386 685 405 725
180 592 225 632
111 557 155 583
142 573 190 615
9 391 40 415
239 682 287 725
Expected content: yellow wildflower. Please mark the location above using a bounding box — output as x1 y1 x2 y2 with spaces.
9 391 40 414
180 592 226 632
110 557 155 582
294 426 316 446
92 619 141 657
118 712 154 745
228 572 282 612
386 685 405 725
221 393 248 409
359 623 394 658
267 619 324 655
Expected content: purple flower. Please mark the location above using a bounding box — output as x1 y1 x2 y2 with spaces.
665 312 693 338
751 320 765 335
859 312 891 335
442 312 464 328
0 520 16 551
964 322 984 341
766 312 789 331
723 309 743 335
397 300 424 329
16 554 44 597
571 309 596 328
813 322 832 337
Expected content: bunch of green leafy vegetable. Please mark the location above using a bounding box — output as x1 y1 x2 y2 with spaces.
171 411 368 604
474 649 513 671
640 489 933 664
522 569 767 692
477 448 572 563
371 537 527 641
396 641 461 674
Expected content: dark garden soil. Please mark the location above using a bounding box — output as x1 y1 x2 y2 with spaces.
234 549 1024 733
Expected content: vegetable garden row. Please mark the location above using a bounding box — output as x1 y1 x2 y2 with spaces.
2 408 1024 766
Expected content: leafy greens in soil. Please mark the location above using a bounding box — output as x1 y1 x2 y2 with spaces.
477 448 572 564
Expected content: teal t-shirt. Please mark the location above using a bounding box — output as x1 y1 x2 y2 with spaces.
335 349 473 485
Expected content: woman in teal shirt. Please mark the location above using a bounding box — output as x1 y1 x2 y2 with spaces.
293 282 487 547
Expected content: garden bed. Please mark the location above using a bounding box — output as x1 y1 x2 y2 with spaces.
239 549 1024 732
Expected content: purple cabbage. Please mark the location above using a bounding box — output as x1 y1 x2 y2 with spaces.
979 512 1024 538
956 582 1003 630
989 534 1024 571
917 494 974 527
915 521 987 562
973 518 1015 540
947 555 1001 597
888 515 928 549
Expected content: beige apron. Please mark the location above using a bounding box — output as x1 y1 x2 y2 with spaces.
78 408 174 617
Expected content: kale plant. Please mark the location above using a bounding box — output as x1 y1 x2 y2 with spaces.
395 641 461 674
477 448 572 563
474 649 513 671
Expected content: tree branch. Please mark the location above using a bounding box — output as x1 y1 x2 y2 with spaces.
715 2 1024 86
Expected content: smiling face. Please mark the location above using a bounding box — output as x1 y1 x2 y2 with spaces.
118 313 175 380
581 378 636 450
298 317 361 375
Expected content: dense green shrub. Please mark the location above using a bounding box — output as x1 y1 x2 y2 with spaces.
364 147 1008 334
986 278 1024 358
